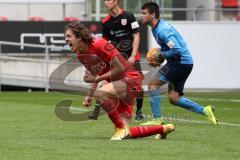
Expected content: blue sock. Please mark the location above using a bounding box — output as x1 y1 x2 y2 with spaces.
149 88 161 118
176 97 204 114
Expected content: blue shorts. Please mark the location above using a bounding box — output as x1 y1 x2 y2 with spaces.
159 61 193 96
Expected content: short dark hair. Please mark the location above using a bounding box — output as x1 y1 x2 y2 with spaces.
64 22 93 44
141 2 160 19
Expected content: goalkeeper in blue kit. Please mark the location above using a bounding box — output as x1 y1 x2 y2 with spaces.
140 2 218 126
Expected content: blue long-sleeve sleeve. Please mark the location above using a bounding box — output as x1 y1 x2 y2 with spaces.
160 31 180 58
152 18 193 64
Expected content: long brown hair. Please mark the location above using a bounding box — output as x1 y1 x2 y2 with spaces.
64 22 93 44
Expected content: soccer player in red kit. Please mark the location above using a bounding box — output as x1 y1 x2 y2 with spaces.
89 0 144 120
64 22 174 140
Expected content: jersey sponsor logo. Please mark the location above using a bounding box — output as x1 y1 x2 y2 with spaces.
78 54 107 76
131 21 139 29
167 40 175 49
110 30 114 35
121 19 127 26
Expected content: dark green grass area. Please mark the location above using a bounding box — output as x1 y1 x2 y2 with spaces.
0 92 239 160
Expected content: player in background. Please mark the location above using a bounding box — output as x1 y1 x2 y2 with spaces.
140 2 218 126
88 0 144 121
64 22 174 140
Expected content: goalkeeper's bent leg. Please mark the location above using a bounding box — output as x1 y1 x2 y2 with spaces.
175 96 204 114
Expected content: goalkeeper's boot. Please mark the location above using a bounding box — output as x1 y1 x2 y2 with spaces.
155 124 175 140
88 105 100 120
110 126 130 140
140 117 165 126
203 105 218 126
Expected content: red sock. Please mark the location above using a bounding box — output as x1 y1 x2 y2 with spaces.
130 125 164 139
101 98 124 128
107 109 124 128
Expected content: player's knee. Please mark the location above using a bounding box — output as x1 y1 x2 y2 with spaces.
148 83 158 90
168 93 179 105
93 92 102 100
93 90 110 100
148 79 159 89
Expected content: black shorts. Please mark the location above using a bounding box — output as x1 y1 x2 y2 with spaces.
159 61 193 96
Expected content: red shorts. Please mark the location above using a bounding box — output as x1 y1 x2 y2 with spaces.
117 100 133 119
123 69 143 103
118 69 143 119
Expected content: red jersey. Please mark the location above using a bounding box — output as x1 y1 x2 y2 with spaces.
77 38 136 82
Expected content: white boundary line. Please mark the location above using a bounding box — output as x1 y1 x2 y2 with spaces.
69 107 240 127
163 117 240 127
189 97 240 103
161 95 240 103
217 122 240 127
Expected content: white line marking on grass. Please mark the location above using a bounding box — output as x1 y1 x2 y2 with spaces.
166 118 240 127
218 122 240 127
69 107 240 127
189 97 240 103
161 95 240 103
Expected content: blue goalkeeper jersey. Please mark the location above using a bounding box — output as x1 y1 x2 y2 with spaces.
152 18 193 64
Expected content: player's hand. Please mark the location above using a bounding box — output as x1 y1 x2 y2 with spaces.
147 48 165 68
128 56 135 64
83 96 92 107
148 62 159 68
83 70 98 83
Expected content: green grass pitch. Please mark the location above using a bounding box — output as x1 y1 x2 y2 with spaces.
0 91 239 160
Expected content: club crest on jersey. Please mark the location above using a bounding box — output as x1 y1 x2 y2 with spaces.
121 19 127 26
